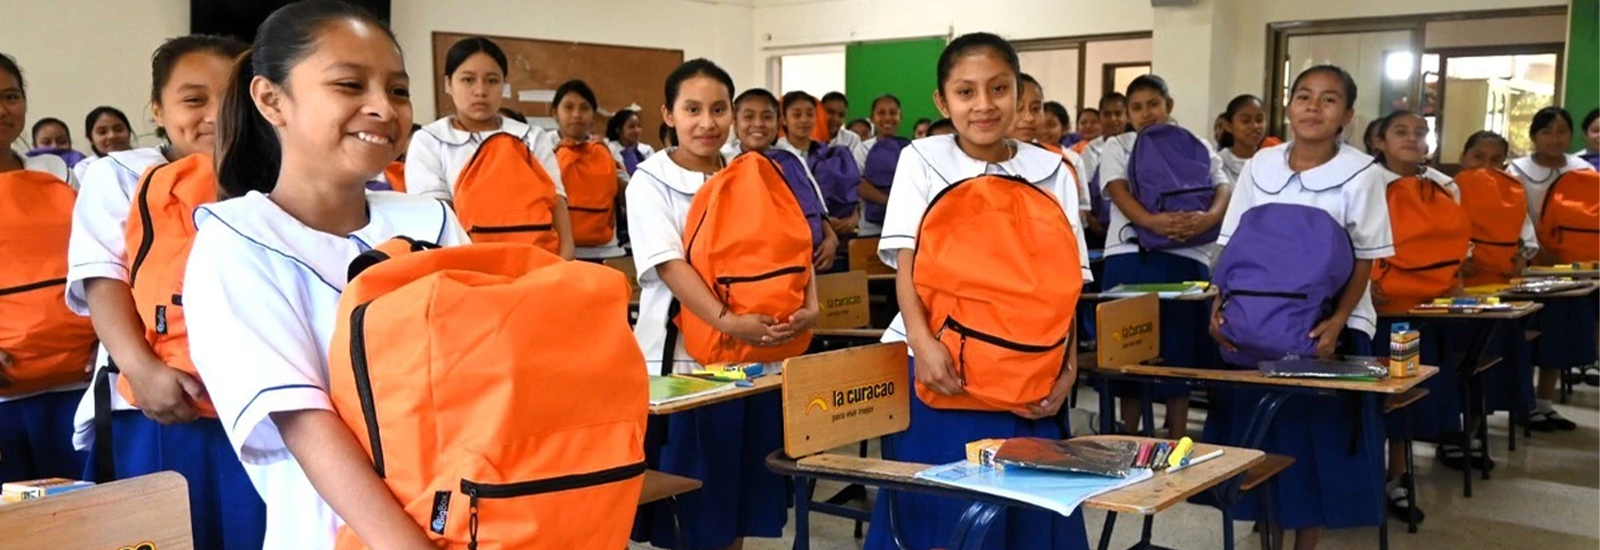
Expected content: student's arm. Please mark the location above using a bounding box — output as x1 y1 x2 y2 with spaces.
1189 151 1236 234
86 280 202 424
1101 138 1182 238
553 197 575 260
402 132 453 202
273 410 438 550
894 249 960 395
816 220 839 271
1210 161 1258 352
1310 259 1373 357
859 178 890 206
657 261 787 344
829 210 860 237
774 268 823 335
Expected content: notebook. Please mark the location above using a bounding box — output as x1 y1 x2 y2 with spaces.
1101 282 1208 299
1259 356 1389 379
992 438 1140 478
914 461 1153 518
648 375 735 406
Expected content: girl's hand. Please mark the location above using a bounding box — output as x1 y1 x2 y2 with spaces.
910 335 963 396
1308 317 1346 358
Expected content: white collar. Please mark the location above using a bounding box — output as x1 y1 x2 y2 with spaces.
635 148 717 195
421 115 534 146
1378 164 1452 187
1250 142 1375 194
1509 154 1593 184
106 147 171 178
193 191 451 292
908 134 1062 186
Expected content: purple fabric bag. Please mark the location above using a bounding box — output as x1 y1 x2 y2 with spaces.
806 141 861 218
1124 124 1219 249
1213 203 1354 367
765 149 827 249
1088 162 1109 228
862 136 910 225
26 147 88 169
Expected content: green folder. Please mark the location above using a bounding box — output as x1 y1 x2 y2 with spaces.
649 375 734 406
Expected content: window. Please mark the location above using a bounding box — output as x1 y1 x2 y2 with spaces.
774 52 846 98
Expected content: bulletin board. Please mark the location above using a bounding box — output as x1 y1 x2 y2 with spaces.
431 32 683 149
845 37 946 139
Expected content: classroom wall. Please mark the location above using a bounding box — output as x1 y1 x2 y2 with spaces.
753 0 1152 50
0 0 189 151
392 0 755 125
1423 15 1568 49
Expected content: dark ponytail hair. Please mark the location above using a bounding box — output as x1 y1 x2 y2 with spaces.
1462 130 1509 156
1361 118 1384 155
663 58 734 110
31 118 69 145
734 88 780 112
1371 109 1424 165
84 106 133 155
149 35 248 141
0 52 24 96
1124 74 1170 101
1217 94 1263 149
216 0 394 198
552 79 598 110
605 109 637 142
781 90 817 114
444 37 507 77
1529 106 1573 139
937 32 1019 95
1042 101 1069 128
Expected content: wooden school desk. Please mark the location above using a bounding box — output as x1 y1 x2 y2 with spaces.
1495 282 1600 404
1523 265 1600 279
1379 302 1542 497
768 343 1272 550
0 472 192 550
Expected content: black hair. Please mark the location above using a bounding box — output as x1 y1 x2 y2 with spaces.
84 106 134 155
149 35 248 140
1217 94 1263 150
552 79 598 110
928 118 955 134
870 94 901 112
782 90 817 114
913 117 933 128
1362 118 1383 154
1462 130 1509 156
1124 74 1170 100
1042 101 1070 128
821 91 847 106
443 36 507 78
659 121 676 146
663 58 734 111
848 118 871 130
1372 109 1424 164
1019 73 1042 94
31 118 69 144
1078 107 1099 117
936 32 1020 95
605 109 638 142
498 107 526 124
216 0 395 198
0 52 24 96
1290 64 1358 110
1098 92 1127 110
734 88 780 112
1529 106 1574 139
1584 108 1600 133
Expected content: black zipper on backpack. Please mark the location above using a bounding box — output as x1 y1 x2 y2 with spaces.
1470 238 1518 247
1156 187 1213 209
942 317 1063 353
1226 289 1309 300
0 278 66 297
567 205 611 213
468 223 554 234
1394 258 1462 272
127 163 172 288
348 302 386 478
461 461 648 549
715 265 806 285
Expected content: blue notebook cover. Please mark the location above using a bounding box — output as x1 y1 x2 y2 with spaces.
914 461 1153 517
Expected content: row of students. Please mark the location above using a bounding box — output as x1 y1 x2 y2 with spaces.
19 107 137 175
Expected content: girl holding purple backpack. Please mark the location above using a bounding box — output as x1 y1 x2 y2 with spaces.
1207 64 1394 550
1097 74 1232 438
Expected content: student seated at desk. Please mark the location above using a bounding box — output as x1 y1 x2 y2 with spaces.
1207 64 1393 550
1099 74 1232 439
871 32 1093 550
1510 107 1596 432
627 59 819 550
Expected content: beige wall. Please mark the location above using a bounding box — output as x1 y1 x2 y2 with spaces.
0 0 190 151
1424 14 1568 49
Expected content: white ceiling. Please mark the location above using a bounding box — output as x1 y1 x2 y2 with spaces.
690 0 829 7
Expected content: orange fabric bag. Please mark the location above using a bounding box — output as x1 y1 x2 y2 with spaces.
453 133 560 253
556 140 619 247
1455 168 1528 286
665 152 813 369
1535 169 1599 264
330 238 646 550
1372 176 1471 313
383 160 407 193
1039 143 1082 187
913 175 1082 414
0 170 96 396
120 154 217 416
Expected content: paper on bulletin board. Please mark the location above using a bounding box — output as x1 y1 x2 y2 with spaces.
518 89 557 103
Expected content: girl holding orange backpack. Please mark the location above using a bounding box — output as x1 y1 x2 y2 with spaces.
627 59 818 550
405 36 574 259
544 79 628 261
868 32 1092 550
182 3 468 549
65 35 268 550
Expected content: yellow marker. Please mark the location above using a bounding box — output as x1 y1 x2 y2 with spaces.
1168 437 1194 468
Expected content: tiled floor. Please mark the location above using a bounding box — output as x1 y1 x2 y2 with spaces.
635 382 1600 550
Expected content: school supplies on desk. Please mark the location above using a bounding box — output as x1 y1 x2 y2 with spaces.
1259 356 1389 380
1167 449 1224 474
1502 278 1589 295
914 460 1154 518
1101 282 1209 299
649 375 736 406
1409 296 1535 314
1 478 94 502
992 438 1140 478
1389 323 1420 378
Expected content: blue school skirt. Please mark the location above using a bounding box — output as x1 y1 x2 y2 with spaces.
863 358 1090 550
1484 329 1536 414
0 389 87 482
633 391 788 550
82 412 266 550
1376 321 1463 442
1535 295 1599 370
1201 330 1385 530
1103 252 1215 401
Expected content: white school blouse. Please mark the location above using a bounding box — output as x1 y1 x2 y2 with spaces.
404 116 567 201
0 152 89 404
1508 154 1596 225
185 191 467 550
876 135 1094 350
1218 143 1394 338
1218 148 1250 184
59 148 168 434
607 139 655 184
626 150 716 375
831 129 868 172
1097 130 1232 266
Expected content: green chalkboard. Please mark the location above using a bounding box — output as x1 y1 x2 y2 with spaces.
846 37 947 139
1565 0 1597 152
